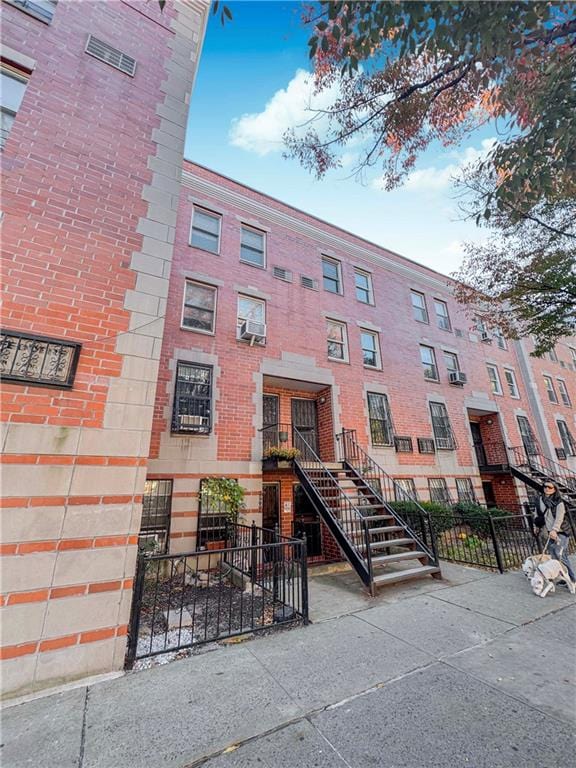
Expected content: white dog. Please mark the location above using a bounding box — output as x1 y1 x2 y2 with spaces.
522 553 551 579
530 559 576 598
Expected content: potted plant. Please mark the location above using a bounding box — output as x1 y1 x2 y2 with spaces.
199 478 246 549
263 446 301 470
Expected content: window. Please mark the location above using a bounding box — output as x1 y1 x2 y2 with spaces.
171 362 212 434
322 257 342 294
417 437 436 454
5 0 57 23
557 379 572 407
237 295 265 341
434 299 451 331
354 269 373 304
361 330 381 368
475 318 491 342
517 415 539 456
570 348 576 368
486 364 502 395
548 347 558 363
240 225 265 268
493 327 507 350
0 330 81 388
140 479 172 553
557 420 576 457
411 291 428 323
326 320 348 361
428 478 450 504
190 208 220 254
367 392 394 446
420 345 438 381
443 352 459 373
1 65 29 150
394 478 418 501
456 478 476 503
503 369 519 398
182 281 216 334
543 375 558 404
429 402 455 450
197 479 235 549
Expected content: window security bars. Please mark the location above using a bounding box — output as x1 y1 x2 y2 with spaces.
0 330 81 388
171 362 212 434
367 392 394 446
139 480 172 553
394 478 418 500
126 523 309 667
394 436 413 453
455 478 476 503
429 402 456 450
197 479 236 549
428 478 450 504
418 437 436 454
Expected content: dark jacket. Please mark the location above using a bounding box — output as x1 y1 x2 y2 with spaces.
536 496 572 537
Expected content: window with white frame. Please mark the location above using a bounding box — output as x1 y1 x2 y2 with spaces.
456 477 476 503
367 392 394 446
443 351 459 373
237 295 265 340
434 299 451 331
190 208 220 254
5 0 57 23
240 225 265 267
411 290 428 323
486 364 502 395
570 347 576 368
504 369 519 398
326 319 348 361
354 269 373 304
493 327 507 349
361 330 381 368
548 347 558 362
420 345 438 380
557 419 576 457
543 375 558 403
428 478 450 504
429 402 455 449
182 281 217 334
1 64 29 150
322 256 342 294
394 478 418 501
557 379 572 407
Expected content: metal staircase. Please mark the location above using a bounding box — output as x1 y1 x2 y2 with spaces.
293 427 441 594
508 445 576 508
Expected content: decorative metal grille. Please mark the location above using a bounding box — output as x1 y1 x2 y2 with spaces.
428 477 450 504
171 362 212 434
139 479 172 553
455 477 476 503
0 330 80 388
394 435 413 453
417 437 436 454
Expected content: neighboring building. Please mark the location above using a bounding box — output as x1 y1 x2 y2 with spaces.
0 0 209 698
148 161 576 557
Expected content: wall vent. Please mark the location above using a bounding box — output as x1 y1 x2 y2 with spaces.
273 266 293 283
300 275 318 290
85 35 137 77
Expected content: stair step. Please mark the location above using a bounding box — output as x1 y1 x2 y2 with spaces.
370 549 427 561
373 565 440 587
368 533 415 544
362 514 395 522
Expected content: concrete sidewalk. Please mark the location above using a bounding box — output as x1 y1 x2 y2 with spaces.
2 563 575 768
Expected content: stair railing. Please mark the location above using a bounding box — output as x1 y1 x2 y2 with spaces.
292 426 374 589
509 445 576 492
337 429 439 566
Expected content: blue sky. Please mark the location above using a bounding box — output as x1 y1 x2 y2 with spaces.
185 1 494 276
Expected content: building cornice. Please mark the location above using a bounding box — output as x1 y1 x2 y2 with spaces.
181 170 455 295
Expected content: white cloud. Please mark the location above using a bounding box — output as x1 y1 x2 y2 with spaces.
229 69 340 156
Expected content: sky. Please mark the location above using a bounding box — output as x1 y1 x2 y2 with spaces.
185 1 495 277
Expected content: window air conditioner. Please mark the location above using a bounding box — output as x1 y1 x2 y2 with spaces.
240 319 266 344
449 371 467 385
179 414 208 428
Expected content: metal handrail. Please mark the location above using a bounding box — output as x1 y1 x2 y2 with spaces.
509 445 576 491
337 429 439 565
292 426 373 585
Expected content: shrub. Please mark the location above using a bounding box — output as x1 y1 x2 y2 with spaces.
389 500 454 534
453 503 512 537
263 446 301 461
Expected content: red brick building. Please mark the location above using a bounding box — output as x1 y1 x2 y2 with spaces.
1 0 209 698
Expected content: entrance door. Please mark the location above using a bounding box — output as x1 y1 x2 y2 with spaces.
262 483 279 530
291 398 318 456
482 481 497 508
293 483 322 557
263 394 279 452
470 422 487 468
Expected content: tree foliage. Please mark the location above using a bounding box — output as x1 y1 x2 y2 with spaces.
287 2 575 218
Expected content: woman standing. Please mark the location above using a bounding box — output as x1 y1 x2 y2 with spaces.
533 481 575 584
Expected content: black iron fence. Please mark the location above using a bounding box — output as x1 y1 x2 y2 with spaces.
126 522 308 667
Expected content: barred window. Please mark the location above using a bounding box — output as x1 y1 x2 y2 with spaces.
190 208 220 253
139 479 172 553
0 330 81 388
197 479 234 548
456 478 476 503
394 478 418 501
367 392 394 446
172 362 212 434
428 478 450 504
429 402 455 450
557 420 576 457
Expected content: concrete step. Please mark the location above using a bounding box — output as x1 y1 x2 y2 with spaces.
367 534 415 545
372 565 440 587
369 549 427 561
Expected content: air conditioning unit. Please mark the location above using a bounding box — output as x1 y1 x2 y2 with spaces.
480 331 492 343
240 319 266 344
449 371 467 385
179 414 208 429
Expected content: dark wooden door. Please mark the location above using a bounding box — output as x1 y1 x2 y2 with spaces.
482 481 497 508
293 483 322 557
470 422 487 468
262 483 279 530
263 395 279 452
291 398 318 456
